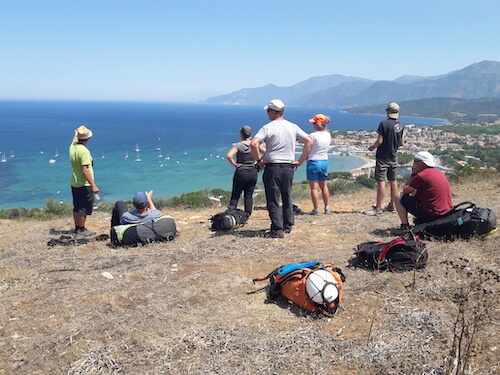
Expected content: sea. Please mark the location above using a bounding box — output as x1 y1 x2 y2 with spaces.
0 101 446 209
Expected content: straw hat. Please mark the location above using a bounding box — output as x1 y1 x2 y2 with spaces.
76 125 93 140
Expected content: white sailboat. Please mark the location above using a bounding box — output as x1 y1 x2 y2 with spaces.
49 159 56 164
135 144 141 162
10 150 15 158
54 148 59 157
1 153 7 163
124 151 129 160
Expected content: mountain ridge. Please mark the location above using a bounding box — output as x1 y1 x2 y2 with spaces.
202 60 500 110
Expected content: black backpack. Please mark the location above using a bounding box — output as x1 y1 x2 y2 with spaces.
110 216 178 246
349 236 428 271
210 208 249 231
413 201 497 241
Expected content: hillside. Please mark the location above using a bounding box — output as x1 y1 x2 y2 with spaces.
0 175 499 374
202 60 500 109
345 97 500 123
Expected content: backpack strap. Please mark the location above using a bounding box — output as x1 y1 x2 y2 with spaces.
323 263 346 283
252 261 320 283
277 261 320 275
452 201 475 210
379 237 407 262
252 266 281 283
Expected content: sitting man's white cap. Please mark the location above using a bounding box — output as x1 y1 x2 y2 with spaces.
414 151 436 167
264 99 285 112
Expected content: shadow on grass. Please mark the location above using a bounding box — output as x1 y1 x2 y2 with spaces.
211 229 269 238
246 284 324 318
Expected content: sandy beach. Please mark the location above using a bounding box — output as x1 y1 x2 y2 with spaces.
350 154 376 170
350 154 451 172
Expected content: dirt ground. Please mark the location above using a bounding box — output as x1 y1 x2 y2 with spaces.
1 176 499 375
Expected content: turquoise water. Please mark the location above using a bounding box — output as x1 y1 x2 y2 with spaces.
0 101 445 209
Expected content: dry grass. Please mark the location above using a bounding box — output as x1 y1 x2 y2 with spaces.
1 175 499 375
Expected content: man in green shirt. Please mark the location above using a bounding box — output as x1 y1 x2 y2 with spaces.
69 125 99 236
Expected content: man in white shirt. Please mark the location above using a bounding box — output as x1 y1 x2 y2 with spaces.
251 99 312 238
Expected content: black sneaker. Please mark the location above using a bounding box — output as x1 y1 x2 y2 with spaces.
264 230 284 238
385 204 395 212
392 224 411 236
284 227 292 234
76 228 96 237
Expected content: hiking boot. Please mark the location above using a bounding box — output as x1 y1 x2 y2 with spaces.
264 229 284 238
76 228 96 237
385 204 395 212
284 226 292 234
324 206 331 214
365 207 383 216
392 224 412 236
309 209 320 215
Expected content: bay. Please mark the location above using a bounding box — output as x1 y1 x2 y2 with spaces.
0 101 445 209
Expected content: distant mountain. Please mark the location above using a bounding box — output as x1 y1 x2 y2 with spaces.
345 97 500 123
202 75 372 106
202 61 500 109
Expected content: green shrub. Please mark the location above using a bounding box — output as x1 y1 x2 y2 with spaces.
328 171 352 180
209 188 231 205
166 191 212 209
45 198 73 216
355 175 376 189
291 182 312 201
152 196 170 210
329 180 363 195
0 207 30 219
28 208 47 219
447 166 497 184
397 152 413 165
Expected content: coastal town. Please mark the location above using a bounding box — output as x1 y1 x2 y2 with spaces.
329 123 500 175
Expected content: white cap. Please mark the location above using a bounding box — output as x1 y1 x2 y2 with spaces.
263 99 285 112
414 151 436 167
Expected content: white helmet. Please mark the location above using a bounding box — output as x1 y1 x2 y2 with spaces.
306 269 339 304
221 215 236 230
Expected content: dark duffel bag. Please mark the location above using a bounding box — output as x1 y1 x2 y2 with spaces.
413 201 497 241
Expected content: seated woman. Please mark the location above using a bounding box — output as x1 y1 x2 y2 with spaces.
111 191 162 227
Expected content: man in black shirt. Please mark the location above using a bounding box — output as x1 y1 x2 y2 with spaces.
366 102 405 216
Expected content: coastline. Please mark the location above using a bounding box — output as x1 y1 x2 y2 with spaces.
350 154 376 170
349 154 452 172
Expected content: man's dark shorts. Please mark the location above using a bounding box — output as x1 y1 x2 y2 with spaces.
375 159 397 182
400 194 440 223
72 186 94 215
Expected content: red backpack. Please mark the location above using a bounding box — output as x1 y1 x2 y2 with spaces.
349 236 427 271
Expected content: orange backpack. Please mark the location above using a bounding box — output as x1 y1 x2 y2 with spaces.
252 262 345 315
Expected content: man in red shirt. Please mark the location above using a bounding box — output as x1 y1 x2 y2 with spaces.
394 151 453 233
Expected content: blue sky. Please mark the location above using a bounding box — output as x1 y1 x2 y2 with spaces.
1 0 499 102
